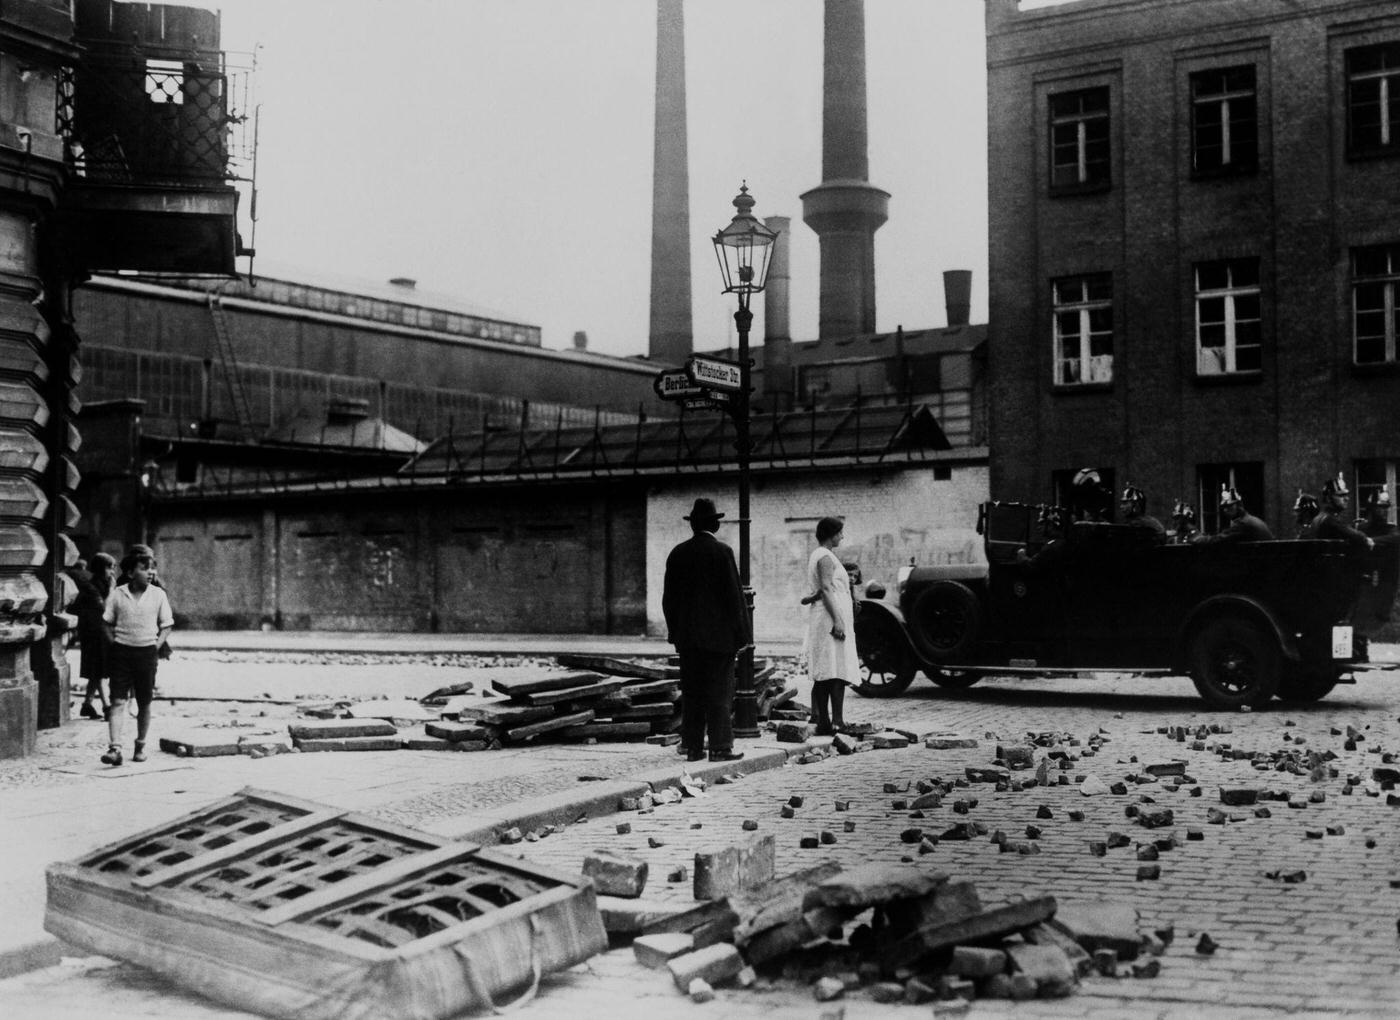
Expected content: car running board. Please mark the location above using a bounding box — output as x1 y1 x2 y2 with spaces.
934 665 1175 678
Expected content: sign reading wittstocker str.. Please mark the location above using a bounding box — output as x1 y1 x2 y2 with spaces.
685 354 743 392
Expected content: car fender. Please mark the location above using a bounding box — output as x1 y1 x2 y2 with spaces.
857 599 918 655
1177 594 1300 669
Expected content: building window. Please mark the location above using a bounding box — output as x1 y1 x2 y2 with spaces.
1353 244 1400 364
1191 66 1257 174
1195 259 1261 375
1049 87 1111 192
1052 274 1113 386
1197 463 1264 536
1356 459 1397 524
1347 42 1400 156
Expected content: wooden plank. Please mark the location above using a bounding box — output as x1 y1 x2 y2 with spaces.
520 678 626 707
256 843 480 927
132 809 348 890
489 672 607 698
505 709 595 742
555 653 678 681
456 700 554 726
597 702 674 720
883 895 1058 968
559 721 650 740
620 679 682 701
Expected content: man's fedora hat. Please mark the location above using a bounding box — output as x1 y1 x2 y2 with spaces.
684 498 725 522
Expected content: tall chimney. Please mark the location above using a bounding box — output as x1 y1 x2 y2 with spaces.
943 269 971 327
762 215 793 401
800 0 889 340
648 0 692 364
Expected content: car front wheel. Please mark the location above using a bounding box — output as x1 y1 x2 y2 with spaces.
855 611 918 697
1190 616 1281 709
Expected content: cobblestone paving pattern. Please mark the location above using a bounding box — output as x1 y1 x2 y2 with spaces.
4 655 1400 1018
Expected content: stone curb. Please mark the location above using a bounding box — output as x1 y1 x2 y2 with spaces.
0 742 812 980
428 744 805 845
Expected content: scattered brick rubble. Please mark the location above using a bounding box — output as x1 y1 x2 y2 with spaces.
625 860 1178 1006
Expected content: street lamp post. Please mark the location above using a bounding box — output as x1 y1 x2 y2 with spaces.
712 183 778 739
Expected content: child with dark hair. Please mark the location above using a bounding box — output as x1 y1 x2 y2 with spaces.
100 548 173 766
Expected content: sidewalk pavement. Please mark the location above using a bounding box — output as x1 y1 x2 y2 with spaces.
0 633 808 980
171 629 805 657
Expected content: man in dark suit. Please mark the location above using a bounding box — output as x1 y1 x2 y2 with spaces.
663 498 750 764
1195 486 1273 543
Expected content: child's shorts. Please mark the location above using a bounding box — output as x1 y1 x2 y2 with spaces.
108 644 159 707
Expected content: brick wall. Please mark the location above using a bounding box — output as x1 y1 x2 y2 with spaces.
987 0 1400 530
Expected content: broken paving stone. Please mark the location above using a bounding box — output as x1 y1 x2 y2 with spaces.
1309 790 1326 803
1106 832 1131 848
693 833 775 901
904 977 938 1004
1053 902 1141 960
1092 949 1118 976
1132 959 1161 979
583 851 649 898
1025 825 1043 840
948 946 1007 978
1305 829 1325 839
1079 775 1110 796
1219 787 1259 806
833 800 850 811
820 831 837 845
843 819 856 833
616 822 632 835
742 819 758 831
1264 869 1307 883
1137 845 1159 861
813 976 846 1001
1326 824 1346 836
1089 842 1108 857
788 795 805 808
1109 782 1129 795
869 982 905 1004
779 805 796 819
1006 943 1077 997
966 767 1010 784
872 732 910 749
1136 865 1161 881
925 734 978 749
1196 933 1219 955
668 943 743 993
808 862 948 909
1186 827 1204 841
1253 807 1272 819
688 978 714 1003
910 792 943 810
667 866 688 883
633 932 695 969
499 827 524 844
800 837 820 849
940 823 977 841
1068 810 1086 822
775 721 815 743
900 828 925 844
1138 809 1174 829
1036 805 1054 819
1144 761 1186 777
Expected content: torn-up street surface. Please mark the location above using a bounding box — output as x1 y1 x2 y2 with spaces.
2 645 1399 1018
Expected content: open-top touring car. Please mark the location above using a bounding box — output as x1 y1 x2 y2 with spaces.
855 501 1382 709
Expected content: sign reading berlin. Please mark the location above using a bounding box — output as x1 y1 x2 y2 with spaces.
685 354 743 392
652 368 703 401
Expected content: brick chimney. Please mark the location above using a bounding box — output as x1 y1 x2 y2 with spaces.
800 0 889 339
647 0 693 364
943 269 971 327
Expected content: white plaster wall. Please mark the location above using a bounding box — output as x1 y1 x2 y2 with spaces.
646 464 989 643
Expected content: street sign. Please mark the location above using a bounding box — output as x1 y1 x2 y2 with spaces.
653 368 703 401
682 395 730 412
685 354 743 392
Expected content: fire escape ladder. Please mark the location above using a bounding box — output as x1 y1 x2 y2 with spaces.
207 292 256 440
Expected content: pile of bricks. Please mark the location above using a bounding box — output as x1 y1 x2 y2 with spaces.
615 857 1166 1007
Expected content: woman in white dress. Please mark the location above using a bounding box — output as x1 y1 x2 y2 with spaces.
803 516 861 735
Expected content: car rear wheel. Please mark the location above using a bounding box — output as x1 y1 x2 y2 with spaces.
855 611 918 698
909 581 983 663
1277 666 1339 703
1190 616 1281 709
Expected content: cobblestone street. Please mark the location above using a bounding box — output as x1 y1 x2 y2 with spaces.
2 649 1398 1018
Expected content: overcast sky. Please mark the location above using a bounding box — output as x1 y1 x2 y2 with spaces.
213 0 996 358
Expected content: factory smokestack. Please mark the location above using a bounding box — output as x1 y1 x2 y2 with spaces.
801 0 889 339
943 269 971 327
648 0 692 364
762 215 793 403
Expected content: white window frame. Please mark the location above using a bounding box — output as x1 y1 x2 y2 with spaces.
1049 89 1110 189
1353 244 1399 365
1052 275 1113 387
1349 44 1400 151
1192 66 1256 172
1356 460 1398 525
1195 260 1261 375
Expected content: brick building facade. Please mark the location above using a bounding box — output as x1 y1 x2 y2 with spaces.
986 0 1400 533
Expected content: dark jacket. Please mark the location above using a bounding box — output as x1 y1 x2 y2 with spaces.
1312 509 1372 551
1199 511 1273 544
662 531 750 655
1126 514 1167 542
